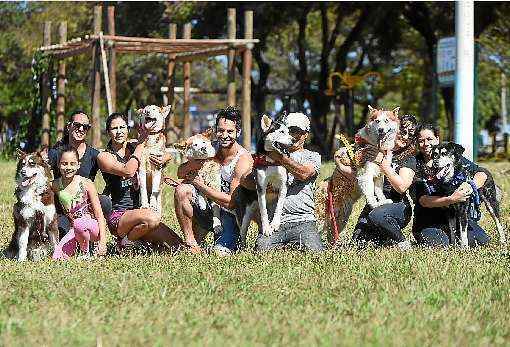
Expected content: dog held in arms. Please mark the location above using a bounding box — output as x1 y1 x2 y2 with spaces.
315 106 400 244
428 142 506 247
4 150 59 261
172 129 223 235
136 105 172 215
233 113 295 247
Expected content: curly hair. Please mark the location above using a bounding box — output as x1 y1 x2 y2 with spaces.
214 106 242 133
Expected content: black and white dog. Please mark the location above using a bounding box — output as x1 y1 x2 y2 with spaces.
235 113 294 248
4 150 59 261
429 142 506 247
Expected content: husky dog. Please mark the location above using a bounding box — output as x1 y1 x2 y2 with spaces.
429 142 506 247
234 113 295 247
4 150 59 261
315 106 400 245
173 129 223 235
136 105 172 215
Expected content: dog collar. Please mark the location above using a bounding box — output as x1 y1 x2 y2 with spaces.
253 154 276 168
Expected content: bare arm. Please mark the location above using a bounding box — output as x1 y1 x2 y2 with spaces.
84 179 107 255
97 144 143 177
379 152 414 194
267 151 316 181
192 154 253 209
473 171 487 189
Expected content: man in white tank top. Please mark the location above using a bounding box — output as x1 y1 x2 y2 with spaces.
174 107 253 254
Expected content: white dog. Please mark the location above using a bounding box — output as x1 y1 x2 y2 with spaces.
356 106 399 209
236 114 295 243
173 129 223 235
136 105 172 215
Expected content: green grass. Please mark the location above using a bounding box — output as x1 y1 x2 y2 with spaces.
1 160 510 346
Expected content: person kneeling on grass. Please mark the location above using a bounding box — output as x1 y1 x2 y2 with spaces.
253 112 324 252
173 106 253 255
412 123 490 247
52 146 107 259
97 112 183 252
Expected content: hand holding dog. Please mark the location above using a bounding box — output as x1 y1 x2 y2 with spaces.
450 183 472 203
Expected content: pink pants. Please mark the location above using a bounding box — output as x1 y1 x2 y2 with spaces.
52 216 100 260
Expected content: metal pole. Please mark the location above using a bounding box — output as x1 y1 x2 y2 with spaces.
56 21 67 142
473 42 479 160
227 8 236 106
242 10 253 151
454 0 474 160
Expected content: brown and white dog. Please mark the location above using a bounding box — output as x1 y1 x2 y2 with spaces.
136 105 172 215
316 106 400 245
4 150 59 261
173 129 223 234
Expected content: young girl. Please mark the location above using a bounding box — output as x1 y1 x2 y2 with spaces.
52 146 107 259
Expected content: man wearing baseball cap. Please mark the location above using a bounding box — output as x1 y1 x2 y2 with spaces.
255 112 325 252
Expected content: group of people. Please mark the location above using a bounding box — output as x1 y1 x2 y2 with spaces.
46 106 491 260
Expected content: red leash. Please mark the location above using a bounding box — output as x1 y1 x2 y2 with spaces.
327 180 340 246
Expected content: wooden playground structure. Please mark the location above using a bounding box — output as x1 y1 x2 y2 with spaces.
37 5 257 149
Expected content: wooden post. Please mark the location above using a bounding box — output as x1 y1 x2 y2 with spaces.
56 21 67 142
227 8 236 106
242 10 253 150
91 5 102 148
107 6 116 113
183 23 192 138
166 23 177 145
41 21 52 147
99 32 113 116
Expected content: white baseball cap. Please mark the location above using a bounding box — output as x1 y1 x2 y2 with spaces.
285 112 310 132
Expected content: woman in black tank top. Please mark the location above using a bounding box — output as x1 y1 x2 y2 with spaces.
97 113 183 251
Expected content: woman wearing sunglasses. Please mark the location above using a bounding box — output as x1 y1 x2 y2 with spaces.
48 110 112 240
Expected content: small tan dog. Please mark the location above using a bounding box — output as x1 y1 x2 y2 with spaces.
173 129 223 234
136 105 172 215
316 106 400 245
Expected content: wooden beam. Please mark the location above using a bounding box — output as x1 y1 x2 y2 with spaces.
227 8 236 106
242 11 253 150
94 34 258 45
41 21 52 148
99 32 113 116
183 23 192 139
56 22 67 142
91 5 102 148
108 5 116 113
166 23 177 146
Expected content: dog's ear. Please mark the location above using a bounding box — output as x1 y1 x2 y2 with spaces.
449 142 465 156
160 105 172 119
392 107 400 117
136 108 144 115
202 127 214 140
16 149 26 160
368 105 376 114
261 114 272 132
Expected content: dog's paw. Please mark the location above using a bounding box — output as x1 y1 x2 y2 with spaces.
367 200 380 209
270 220 281 234
140 203 151 209
262 223 273 236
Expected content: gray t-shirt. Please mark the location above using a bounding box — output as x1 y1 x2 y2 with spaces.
268 149 321 225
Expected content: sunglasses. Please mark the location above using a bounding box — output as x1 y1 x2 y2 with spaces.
72 122 91 131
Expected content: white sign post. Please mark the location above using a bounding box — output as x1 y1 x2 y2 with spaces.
454 0 474 161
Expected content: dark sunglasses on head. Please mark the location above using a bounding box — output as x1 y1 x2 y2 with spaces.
72 121 91 131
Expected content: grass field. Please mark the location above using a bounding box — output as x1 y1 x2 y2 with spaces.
1 160 510 346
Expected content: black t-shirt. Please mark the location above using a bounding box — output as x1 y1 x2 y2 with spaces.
48 144 100 181
384 155 417 203
413 154 481 231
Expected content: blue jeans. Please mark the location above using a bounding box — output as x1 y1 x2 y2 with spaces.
255 221 324 252
193 205 240 252
413 219 490 247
